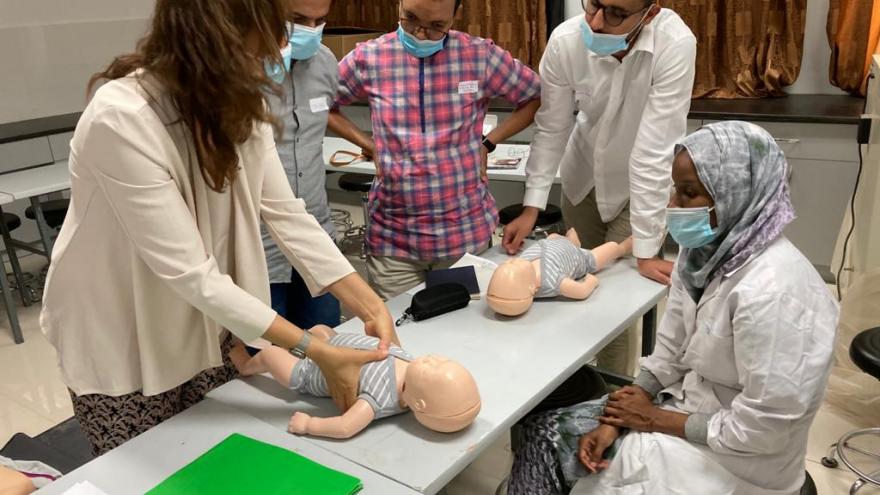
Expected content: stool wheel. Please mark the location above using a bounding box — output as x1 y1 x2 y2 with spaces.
821 456 838 469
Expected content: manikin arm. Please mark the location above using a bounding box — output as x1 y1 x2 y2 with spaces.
288 399 376 439
559 274 599 300
591 237 634 271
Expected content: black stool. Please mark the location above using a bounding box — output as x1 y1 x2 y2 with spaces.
499 203 564 240
526 366 608 419
24 198 69 292
338 173 373 259
25 198 69 229
821 326 880 493
1 212 28 343
1 213 31 304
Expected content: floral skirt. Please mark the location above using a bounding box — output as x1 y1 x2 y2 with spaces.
509 396 620 495
69 336 238 456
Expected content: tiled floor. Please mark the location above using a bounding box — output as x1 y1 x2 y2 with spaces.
1 254 877 494
1 256 75 448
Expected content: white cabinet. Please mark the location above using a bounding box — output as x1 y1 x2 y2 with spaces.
786 158 859 271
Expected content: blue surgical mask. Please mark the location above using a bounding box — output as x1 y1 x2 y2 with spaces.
666 206 718 248
265 43 292 84
291 23 325 60
579 9 649 57
397 23 445 58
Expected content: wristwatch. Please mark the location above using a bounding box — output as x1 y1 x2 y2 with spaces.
481 135 497 153
291 331 311 359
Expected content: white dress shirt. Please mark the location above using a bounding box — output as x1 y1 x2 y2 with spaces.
40 74 355 396
525 10 696 258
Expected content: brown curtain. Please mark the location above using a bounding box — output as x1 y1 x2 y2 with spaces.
327 2 398 33
454 0 548 69
828 0 880 96
661 0 807 98
326 0 548 70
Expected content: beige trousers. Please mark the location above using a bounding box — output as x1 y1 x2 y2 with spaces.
366 255 459 301
562 189 638 376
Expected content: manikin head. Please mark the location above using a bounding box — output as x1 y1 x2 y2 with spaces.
401 354 481 433
486 258 538 316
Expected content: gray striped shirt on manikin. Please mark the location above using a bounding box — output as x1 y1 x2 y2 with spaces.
520 237 598 298
289 333 414 419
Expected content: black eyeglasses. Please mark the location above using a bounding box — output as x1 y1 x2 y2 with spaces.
582 0 650 27
398 16 450 41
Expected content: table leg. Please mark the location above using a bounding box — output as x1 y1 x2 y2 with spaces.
30 196 55 258
0 262 24 344
641 305 657 357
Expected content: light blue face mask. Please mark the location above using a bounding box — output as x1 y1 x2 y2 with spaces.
579 9 649 57
666 206 718 248
397 23 446 58
291 23 325 60
265 43 292 84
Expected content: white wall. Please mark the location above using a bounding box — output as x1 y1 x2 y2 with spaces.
564 0 582 20
562 0 844 95
0 0 153 123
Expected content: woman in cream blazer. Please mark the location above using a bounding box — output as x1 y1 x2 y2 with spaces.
40 0 397 455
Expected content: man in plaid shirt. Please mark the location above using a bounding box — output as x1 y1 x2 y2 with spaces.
329 0 541 300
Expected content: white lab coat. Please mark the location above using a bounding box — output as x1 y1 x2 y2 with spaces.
574 236 838 495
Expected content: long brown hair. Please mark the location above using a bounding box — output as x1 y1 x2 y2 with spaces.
89 0 288 192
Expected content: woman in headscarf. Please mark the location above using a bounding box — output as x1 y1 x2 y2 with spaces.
508 121 839 495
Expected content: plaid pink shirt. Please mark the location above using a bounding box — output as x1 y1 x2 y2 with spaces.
336 30 541 261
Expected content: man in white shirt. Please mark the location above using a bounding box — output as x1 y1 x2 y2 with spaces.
501 0 695 374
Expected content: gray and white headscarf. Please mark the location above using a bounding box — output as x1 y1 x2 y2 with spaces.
675 121 796 301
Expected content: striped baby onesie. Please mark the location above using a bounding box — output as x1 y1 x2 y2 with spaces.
520 237 598 298
289 333 413 419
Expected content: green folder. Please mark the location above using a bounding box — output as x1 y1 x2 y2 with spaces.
147 433 362 495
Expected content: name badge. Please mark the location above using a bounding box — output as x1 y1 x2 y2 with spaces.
458 80 479 95
309 97 329 113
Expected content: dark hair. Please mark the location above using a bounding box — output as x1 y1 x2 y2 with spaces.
455 0 462 10
88 0 287 193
